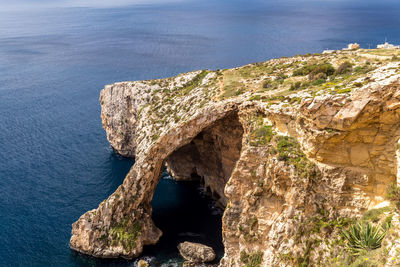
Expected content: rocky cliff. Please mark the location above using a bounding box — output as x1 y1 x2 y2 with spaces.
71 49 400 266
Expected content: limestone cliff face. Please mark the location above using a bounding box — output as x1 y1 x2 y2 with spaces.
71 50 400 265
166 111 243 208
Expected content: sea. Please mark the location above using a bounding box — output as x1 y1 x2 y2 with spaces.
1 0 400 266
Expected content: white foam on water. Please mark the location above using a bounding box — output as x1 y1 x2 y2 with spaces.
160 259 180 267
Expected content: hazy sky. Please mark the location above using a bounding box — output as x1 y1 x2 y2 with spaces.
1 0 395 9
0 0 183 10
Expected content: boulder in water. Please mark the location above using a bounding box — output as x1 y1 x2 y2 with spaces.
137 259 149 267
178 241 216 263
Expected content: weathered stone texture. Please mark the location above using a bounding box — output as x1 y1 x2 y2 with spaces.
70 53 400 266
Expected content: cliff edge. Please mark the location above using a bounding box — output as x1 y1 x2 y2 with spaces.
71 49 400 266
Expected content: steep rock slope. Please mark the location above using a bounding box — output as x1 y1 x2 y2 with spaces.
71 50 400 266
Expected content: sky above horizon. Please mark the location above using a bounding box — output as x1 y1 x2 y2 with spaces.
0 0 183 10
1 0 400 10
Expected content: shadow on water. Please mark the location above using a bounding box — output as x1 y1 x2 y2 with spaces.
70 168 224 267
141 170 224 266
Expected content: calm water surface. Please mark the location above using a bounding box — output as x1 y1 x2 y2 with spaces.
1 0 400 266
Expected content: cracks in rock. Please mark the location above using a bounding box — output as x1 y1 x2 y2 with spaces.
164 111 244 209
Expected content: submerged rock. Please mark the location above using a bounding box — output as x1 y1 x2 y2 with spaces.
178 242 216 263
137 259 149 267
183 262 194 267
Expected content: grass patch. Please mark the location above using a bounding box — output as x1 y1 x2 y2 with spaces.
250 125 274 146
249 95 261 101
178 70 209 95
336 61 353 75
362 207 391 223
221 80 245 99
290 81 303 91
240 250 263 267
335 87 352 94
109 219 142 252
275 136 318 180
151 133 160 141
386 183 400 210
293 63 335 78
262 79 279 90
354 63 376 74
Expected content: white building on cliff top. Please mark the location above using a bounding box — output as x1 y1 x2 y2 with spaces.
377 42 400 49
342 43 360 50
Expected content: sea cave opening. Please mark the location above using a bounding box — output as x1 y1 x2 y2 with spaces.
140 112 244 265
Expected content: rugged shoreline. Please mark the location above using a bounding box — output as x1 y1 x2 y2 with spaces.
71 49 400 266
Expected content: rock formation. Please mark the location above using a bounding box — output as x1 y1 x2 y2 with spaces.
137 259 149 267
178 241 216 263
71 49 400 266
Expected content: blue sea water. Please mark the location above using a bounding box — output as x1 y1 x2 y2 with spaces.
1 0 400 266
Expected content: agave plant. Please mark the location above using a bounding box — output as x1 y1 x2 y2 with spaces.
341 222 387 255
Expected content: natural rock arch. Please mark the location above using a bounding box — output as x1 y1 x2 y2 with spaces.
71 59 400 266
70 93 245 259
165 111 244 209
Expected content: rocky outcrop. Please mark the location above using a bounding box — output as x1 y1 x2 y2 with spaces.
166 111 243 207
137 259 149 267
71 50 400 265
178 241 216 263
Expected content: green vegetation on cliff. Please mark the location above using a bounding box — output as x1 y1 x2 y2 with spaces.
213 49 399 104
386 183 400 211
240 250 264 267
342 222 387 255
109 218 142 251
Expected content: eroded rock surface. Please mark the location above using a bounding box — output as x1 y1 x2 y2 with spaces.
166 112 243 207
178 241 216 263
71 50 400 266
137 259 149 267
